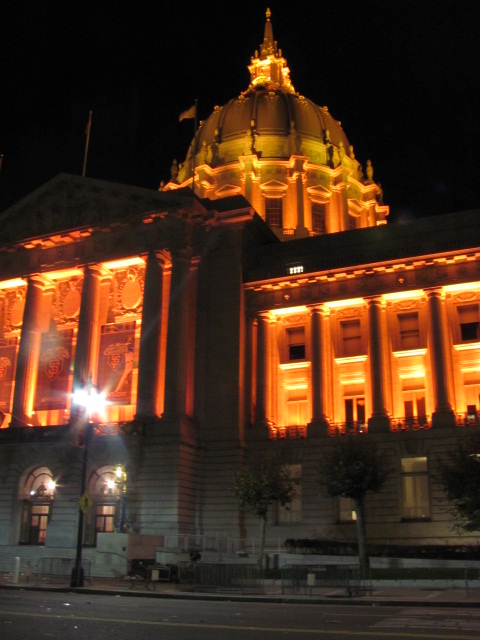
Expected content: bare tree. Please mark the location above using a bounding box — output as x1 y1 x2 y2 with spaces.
436 433 480 532
321 435 389 572
233 458 297 568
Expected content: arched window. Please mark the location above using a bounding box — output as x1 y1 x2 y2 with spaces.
20 467 56 545
84 465 122 546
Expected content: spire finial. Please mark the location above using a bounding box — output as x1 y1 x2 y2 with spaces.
266 8 271 21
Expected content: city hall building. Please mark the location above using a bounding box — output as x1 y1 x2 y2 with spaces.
0 11 479 576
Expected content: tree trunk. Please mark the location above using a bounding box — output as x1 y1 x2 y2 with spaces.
353 498 369 576
258 514 267 570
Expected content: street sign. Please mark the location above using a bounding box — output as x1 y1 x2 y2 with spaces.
78 492 93 514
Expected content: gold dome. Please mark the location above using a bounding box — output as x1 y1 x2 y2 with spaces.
165 9 388 239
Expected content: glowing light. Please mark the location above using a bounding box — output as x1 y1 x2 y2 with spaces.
47 480 56 493
393 349 427 358
106 479 115 491
326 298 364 309
444 281 480 293
73 385 107 420
335 355 367 364
279 361 310 371
0 278 27 290
271 305 307 316
45 267 83 280
399 371 425 379
102 256 145 270
289 265 304 275
339 377 365 385
384 289 424 301
454 342 480 352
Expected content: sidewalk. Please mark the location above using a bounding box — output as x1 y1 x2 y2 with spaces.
2 572 480 607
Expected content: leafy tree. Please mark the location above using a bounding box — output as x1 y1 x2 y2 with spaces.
233 458 297 568
321 435 389 571
436 433 480 532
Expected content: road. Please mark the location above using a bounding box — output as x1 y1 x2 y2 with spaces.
1 589 480 639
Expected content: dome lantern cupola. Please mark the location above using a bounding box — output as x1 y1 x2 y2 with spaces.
163 9 388 239
248 8 295 94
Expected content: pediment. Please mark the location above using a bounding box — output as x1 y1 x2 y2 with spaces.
306 183 332 201
214 183 242 198
259 179 288 193
0 173 194 246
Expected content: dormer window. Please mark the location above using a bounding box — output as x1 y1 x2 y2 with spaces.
288 327 305 360
458 305 479 342
265 197 283 228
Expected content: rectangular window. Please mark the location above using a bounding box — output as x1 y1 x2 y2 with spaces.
96 504 116 534
278 464 302 524
265 197 283 228
345 397 365 430
401 456 430 520
341 319 362 356
311 202 326 235
403 393 427 427
21 503 51 545
398 312 420 350
338 496 356 522
288 327 305 360
458 305 479 342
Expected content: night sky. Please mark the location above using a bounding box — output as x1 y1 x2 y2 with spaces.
1 1 479 224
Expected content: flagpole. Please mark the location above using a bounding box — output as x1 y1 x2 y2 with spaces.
192 99 198 194
82 111 92 178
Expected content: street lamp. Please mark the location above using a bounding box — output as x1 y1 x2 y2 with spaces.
70 379 106 588
115 464 129 532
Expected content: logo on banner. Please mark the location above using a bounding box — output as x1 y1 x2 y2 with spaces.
40 347 70 381
104 341 131 371
0 356 12 381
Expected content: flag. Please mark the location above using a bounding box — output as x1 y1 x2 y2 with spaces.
179 104 196 122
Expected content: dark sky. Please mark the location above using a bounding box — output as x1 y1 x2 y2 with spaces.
1 1 479 224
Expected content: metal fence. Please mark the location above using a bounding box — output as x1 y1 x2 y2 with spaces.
176 562 264 594
35 557 91 585
281 564 372 596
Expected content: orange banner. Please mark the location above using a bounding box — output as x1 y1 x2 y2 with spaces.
0 337 18 413
98 321 135 405
34 330 73 411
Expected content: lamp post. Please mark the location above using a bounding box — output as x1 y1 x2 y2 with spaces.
70 380 105 588
115 464 128 532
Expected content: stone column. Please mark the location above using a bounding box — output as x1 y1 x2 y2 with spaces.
308 305 328 435
163 248 193 427
255 312 271 427
136 252 165 420
73 264 104 392
426 288 455 428
367 297 390 433
11 275 48 426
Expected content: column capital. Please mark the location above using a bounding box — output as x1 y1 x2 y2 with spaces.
309 303 327 317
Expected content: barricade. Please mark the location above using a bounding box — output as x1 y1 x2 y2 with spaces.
35 557 91 585
281 564 372 596
177 562 264 594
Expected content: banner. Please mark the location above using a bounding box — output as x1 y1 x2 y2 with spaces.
34 330 73 411
0 337 18 413
98 321 135 405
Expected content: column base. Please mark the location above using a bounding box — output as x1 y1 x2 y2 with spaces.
367 414 390 433
307 419 329 437
431 409 456 429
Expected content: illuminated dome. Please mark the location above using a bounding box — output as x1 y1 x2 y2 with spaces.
164 9 388 239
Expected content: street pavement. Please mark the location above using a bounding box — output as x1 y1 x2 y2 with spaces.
1 571 480 607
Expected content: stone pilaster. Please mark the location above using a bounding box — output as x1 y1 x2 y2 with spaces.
136 252 166 420
367 297 390 433
308 305 328 435
11 275 49 426
426 288 455 428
